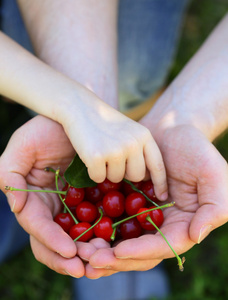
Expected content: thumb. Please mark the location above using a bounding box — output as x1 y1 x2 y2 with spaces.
0 132 34 213
189 199 228 244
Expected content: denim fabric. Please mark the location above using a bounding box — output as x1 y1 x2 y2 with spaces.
118 0 190 110
0 190 29 264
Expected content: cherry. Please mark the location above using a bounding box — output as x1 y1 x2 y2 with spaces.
85 185 104 203
76 201 98 223
141 180 155 200
95 200 106 215
125 192 146 216
102 190 125 218
94 216 114 242
137 206 164 230
69 222 94 242
120 218 142 240
64 186 85 207
122 180 143 196
54 212 75 233
98 178 122 194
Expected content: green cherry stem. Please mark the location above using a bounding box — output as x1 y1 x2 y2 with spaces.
123 179 159 207
74 208 103 242
5 186 66 195
145 215 185 272
112 202 175 229
45 166 66 186
55 169 79 225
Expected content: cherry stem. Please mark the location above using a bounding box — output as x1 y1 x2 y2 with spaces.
123 179 159 207
112 202 175 229
5 186 66 195
146 215 185 272
74 208 103 242
55 169 79 225
45 166 65 186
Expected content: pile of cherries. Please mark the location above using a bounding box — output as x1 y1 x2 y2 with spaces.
54 178 164 243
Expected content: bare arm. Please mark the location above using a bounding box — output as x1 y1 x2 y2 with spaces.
17 0 119 108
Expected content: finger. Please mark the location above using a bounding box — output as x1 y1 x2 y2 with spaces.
125 151 146 182
85 263 118 279
16 193 77 258
106 154 126 183
89 247 161 272
30 236 84 277
87 155 107 183
190 159 228 244
114 221 194 261
144 139 168 200
76 238 110 261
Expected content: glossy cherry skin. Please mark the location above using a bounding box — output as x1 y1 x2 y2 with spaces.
102 190 125 218
69 222 94 242
85 185 104 203
98 178 122 194
137 206 164 230
122 180 143 196
54 212 75 233
94 216 114 242
64 186 85 207
120 218 142 240
141 180 155 200
125 192 146 216
76 201 98 223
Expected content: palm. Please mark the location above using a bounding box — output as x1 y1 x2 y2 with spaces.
0 116 85 276
84 125 228 277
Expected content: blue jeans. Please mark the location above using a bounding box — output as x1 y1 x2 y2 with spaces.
0 0 189 299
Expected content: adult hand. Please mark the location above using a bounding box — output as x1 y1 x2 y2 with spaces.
78 125 228 278
0 115 85 277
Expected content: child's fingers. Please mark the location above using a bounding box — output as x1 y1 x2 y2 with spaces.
144 139 168 200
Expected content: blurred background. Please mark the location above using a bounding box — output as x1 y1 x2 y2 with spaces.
0 0 228 299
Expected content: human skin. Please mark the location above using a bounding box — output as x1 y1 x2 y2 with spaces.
1 1 227 278
0 0 167 276
78 13 228 278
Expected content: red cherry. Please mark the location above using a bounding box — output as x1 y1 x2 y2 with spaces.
54 212 75 233
95 200 106 215
94 216 114 242
85 185 103 203
122 180 143 196
137 206 164 230
64 186 85 207
141 180 155 200
76 201 98 223
98 178 122 194
125 192 146 216
120 218 142 240
102 190 125 218
69 222 94 242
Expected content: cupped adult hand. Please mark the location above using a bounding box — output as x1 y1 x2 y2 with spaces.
80 125 228 278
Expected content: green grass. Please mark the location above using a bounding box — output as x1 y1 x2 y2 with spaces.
0 0 228 299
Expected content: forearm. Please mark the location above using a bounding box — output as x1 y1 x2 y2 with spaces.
17 0 119 108
0 31 96 122
141 14 228 142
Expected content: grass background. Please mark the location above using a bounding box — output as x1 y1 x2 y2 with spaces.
0 0 228 299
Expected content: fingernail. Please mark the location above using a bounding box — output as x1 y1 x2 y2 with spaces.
57 252 71 259
64 270 79 278
6 193 16 212
160 192 168 201
198 224 212 244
